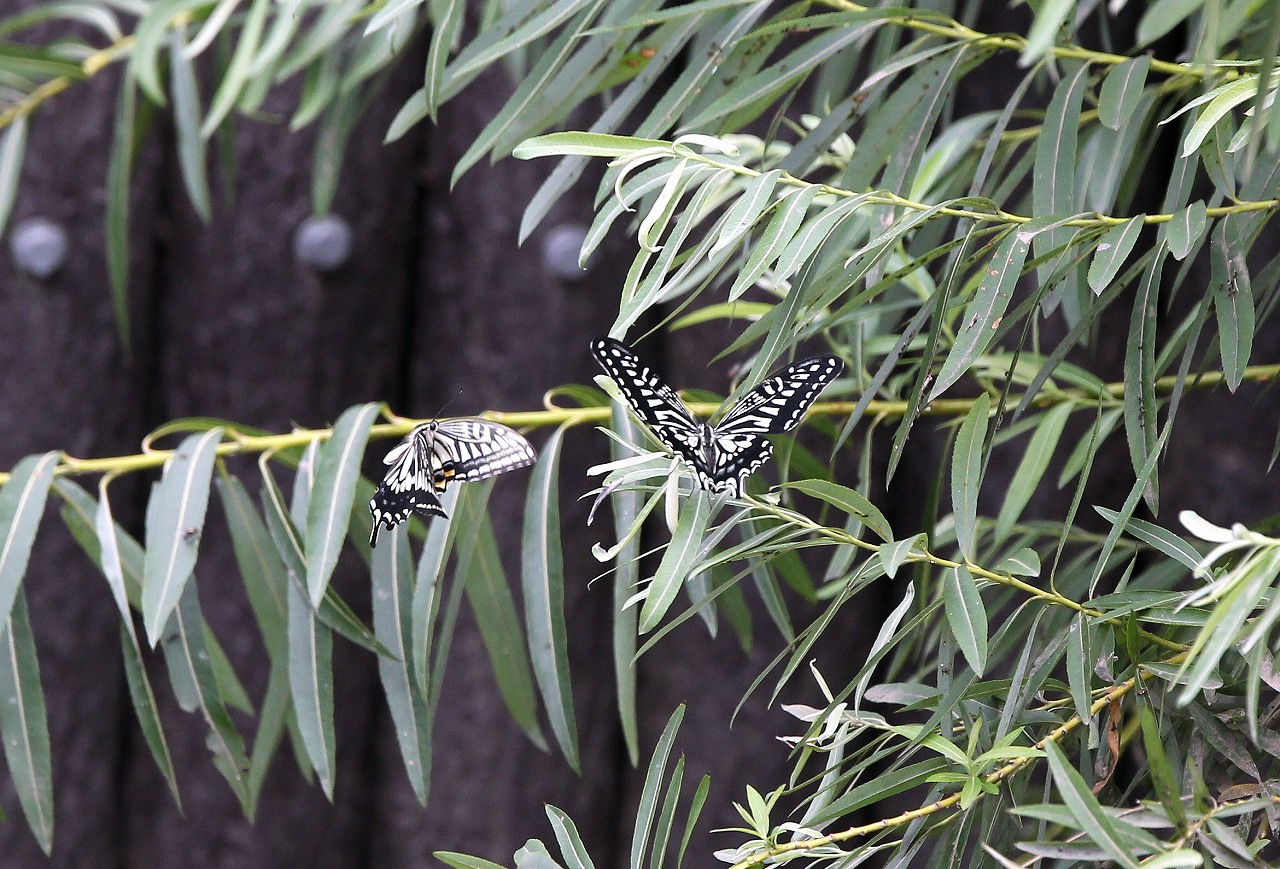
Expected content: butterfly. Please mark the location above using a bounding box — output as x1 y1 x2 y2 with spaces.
369 418 536 546
591 337 843 497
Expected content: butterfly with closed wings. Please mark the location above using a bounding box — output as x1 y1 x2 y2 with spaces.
591 338 843 497
369 418 536 546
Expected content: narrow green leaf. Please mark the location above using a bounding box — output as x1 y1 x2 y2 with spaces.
423 0 464 120
784 479 892 541
1043 741 1140 868
1032 62 1088 316
160 580 251 808
0 114 27 239
998 548 1041 576
1211 225 1254 391
455 482 542 740
1167 200 1206 261
244 658 289 818
260 468 390 657
711 168 781 255
305 402 379 605
522 426 579 772
677 773 711 869
727 185 819 299
0 592 51 854
434 853 508 869
546 804 595 869
106 75 136 350
287 577 335 798
610 404 640 765
0 452 58 631
117 620 181 809
1093 507 1201 571
930 230 1029 400
1067 613 1097 745
878 534 924 579
169 30 212 221
649 755 685 869
811 758 949 825
217 476 288 662
854 579 916 708
1019 0 1072 66
202 0 269 136
1098 56 1150 131
1139 703 1187 829
941 566 987 676
142 428 223 646
951 393 990 559
514 132 682 160
1087 216 1143 294
631 705 685 869
1178 567 1271 705
412 486 459 697
372 525 431 805
994 403 1071 542
1137 0 1201 44
640 490 712 633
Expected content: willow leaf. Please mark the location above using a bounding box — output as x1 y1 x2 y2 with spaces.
305 402 379 605
0 452 57 632
143 428 223 647
372 525 431 805
0 592 51 854
521 426 579 771
287 577 335 799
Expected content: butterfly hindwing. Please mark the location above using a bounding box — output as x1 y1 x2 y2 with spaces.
716 356 845 436
370 432 447 546
593 338 843 497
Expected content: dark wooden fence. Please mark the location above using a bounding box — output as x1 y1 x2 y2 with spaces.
0 4 1276 866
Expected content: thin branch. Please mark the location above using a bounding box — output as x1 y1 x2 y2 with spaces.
727 661 1176 869
8 362 1279 486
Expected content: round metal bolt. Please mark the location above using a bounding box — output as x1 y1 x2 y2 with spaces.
293 214 353 272
11 217 68 279
542 222 596 281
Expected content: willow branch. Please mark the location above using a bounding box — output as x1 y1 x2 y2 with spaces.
727 660 1176 869
8 361 1279 487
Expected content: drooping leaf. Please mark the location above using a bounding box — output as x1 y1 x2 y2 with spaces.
305 403 379 605
372 525 431 805
0 592 52 854
941 566 987 676
143 428 223 646
521 426 579 772
951 393 990 560
287 577 335 799
0 452 58 633
640 489 712 633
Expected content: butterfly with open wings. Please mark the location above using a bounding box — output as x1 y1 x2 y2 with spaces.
591 337 843 497
369 418 536 546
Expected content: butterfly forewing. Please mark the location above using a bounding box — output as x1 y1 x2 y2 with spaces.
716 356 845 436
591 338 703 464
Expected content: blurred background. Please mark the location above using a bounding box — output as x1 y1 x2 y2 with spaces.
0 0 1277 866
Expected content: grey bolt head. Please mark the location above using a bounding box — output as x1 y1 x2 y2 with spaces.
293 214 352 272
542 223 596 281
11 217 68 279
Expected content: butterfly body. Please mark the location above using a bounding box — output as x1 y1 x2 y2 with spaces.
369 418 536 546
591 338 842 496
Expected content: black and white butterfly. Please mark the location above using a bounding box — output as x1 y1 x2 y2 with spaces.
369 418 536 546
591 337 843 497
